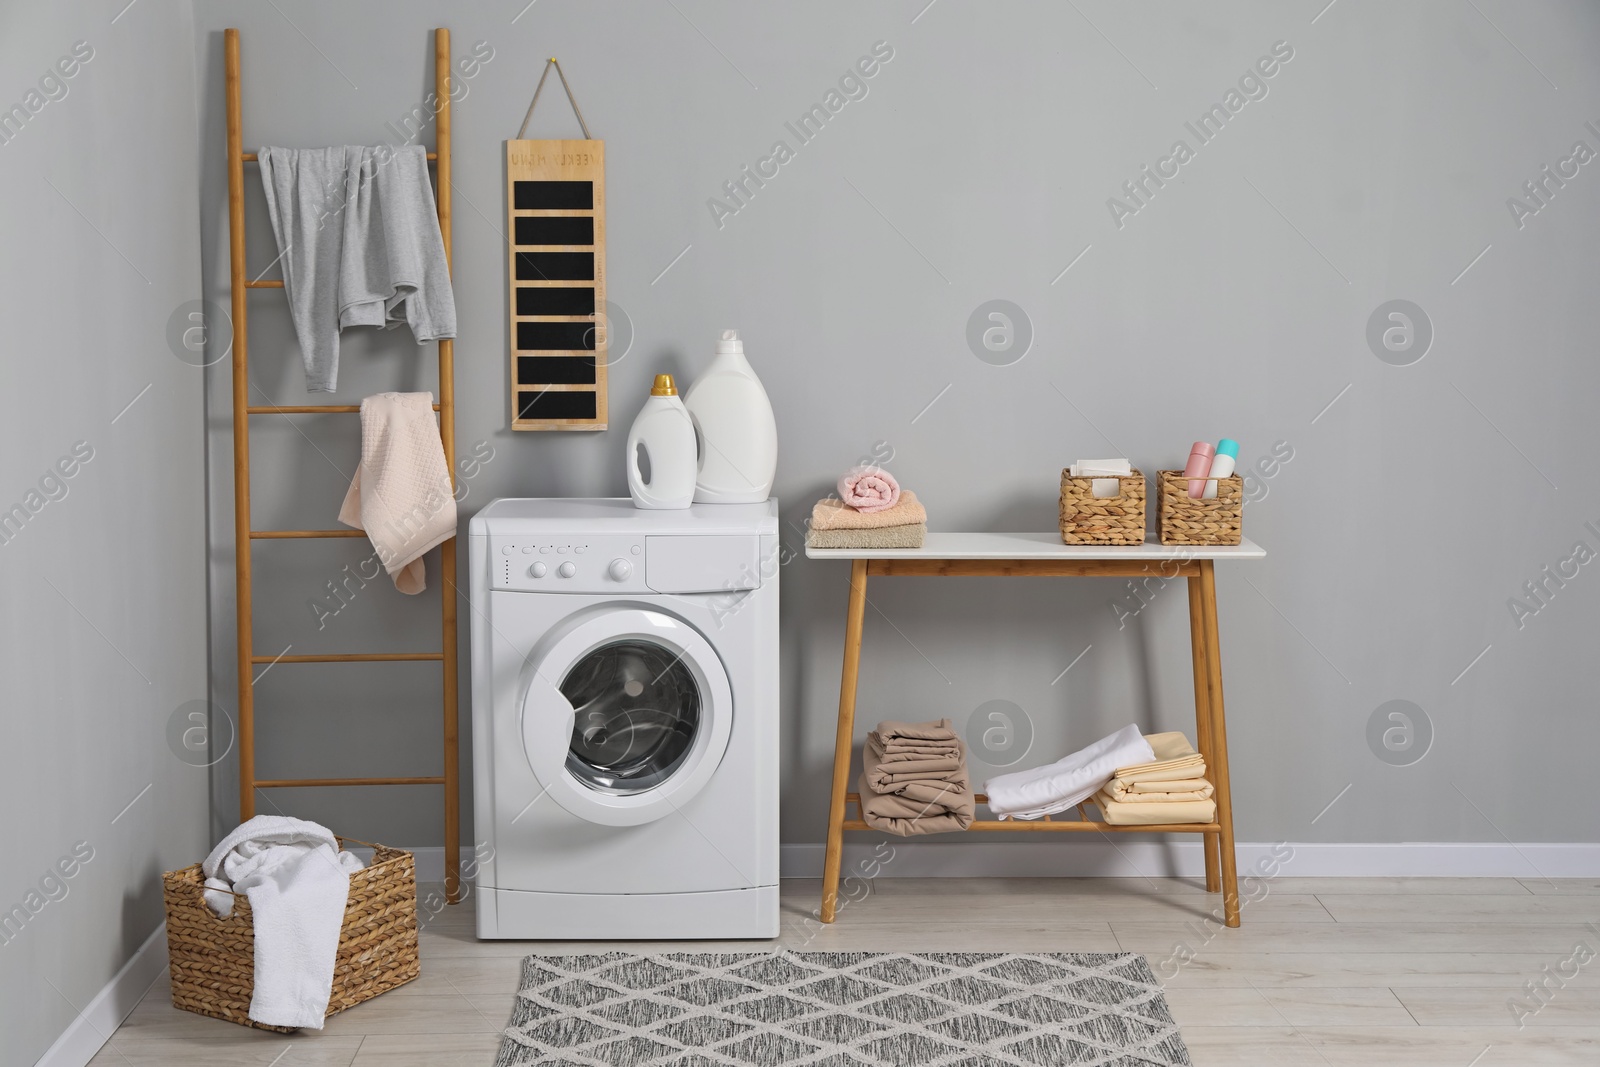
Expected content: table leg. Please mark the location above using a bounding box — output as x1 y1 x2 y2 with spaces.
821 559 869 924
1187 574 1221 895
1199 560 1241 927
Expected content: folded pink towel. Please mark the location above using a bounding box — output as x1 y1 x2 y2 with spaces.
838 465 901 513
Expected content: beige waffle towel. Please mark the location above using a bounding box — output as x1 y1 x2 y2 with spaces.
338 391 455 594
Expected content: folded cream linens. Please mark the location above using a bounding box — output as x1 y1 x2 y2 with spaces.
810 491 926 530
1094 791 1216 825
1113 731 1204 782
1124 777 1211 794
1103 777 1214 803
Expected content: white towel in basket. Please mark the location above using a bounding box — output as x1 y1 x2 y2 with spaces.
202 816 364 1030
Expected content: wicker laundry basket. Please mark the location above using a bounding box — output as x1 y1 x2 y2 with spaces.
1158 470 1244 546
1059 468 1146 545
163 839 419 1031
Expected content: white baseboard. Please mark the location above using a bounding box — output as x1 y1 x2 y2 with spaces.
36 923 167 1067
780 840 1600 879
403 842 1600 883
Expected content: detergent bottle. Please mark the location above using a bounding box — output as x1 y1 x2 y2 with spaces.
626 375 697 509
683 329 777 503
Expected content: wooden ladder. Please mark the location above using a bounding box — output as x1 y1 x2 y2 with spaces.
223 27 461 901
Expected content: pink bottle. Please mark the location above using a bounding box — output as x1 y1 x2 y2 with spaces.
1184 441 1216 498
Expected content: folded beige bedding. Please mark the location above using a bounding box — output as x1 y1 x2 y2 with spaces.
1093 791 1216 825
863 733 966 793
858 717 974 835
859 771 974 835
810 491 927 530
807 523 926 550
877 718 958 743
1103 777 1214 803
1123 777 1211 794
1113 731 1205 783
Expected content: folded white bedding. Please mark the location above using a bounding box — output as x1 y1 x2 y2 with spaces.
983 724 1154 820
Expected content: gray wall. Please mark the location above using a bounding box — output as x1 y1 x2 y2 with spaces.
0 1 208 1064
190 0 1600 853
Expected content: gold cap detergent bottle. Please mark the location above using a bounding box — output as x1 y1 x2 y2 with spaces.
626 374 697 509
683 330 777 503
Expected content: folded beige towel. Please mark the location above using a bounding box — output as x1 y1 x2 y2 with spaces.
810 491 927 531
1104 777 1214 803
807 523 926 550
859 771 975 835
1093 790 1216 825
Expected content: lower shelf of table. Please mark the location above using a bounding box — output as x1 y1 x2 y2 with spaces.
842 792 1220 834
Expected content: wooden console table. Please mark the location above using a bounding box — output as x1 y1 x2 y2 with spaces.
806 532 1266 927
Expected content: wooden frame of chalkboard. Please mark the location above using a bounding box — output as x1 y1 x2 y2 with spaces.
505 139 606 429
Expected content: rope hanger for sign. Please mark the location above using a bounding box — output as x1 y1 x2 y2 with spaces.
517 57 593 139
506 57 607 431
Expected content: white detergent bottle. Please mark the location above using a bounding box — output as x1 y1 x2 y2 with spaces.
626 375 697 510
683 329 777 503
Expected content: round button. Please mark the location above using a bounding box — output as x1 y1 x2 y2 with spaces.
558 561 576 578
608 558 632 581
501 545 514 556
631 545 642 555
529 562 547 578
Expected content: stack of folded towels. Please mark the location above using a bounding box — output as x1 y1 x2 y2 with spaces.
1094 731 1216 825
807 465 926 550
858 718 974 835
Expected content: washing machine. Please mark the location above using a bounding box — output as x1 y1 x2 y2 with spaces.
468 498 779 939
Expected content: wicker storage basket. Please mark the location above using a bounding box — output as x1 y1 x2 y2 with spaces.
163 840 419 1031
1158 470 1243 545
1059 468 1146 545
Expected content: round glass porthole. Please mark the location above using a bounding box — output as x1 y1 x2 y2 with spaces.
560 639 702 795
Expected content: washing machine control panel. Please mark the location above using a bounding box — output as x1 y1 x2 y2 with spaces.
489 532 765 594
492 536 648 592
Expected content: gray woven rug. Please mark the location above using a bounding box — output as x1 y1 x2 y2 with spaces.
493 950 1191 1066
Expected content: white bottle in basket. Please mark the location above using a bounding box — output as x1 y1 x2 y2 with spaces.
626 375 696 510
683 329 777 503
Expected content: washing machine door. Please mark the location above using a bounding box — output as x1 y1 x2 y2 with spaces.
520 606 733 827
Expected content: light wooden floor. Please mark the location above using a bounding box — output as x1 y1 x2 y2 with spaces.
93 876 1600 1066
